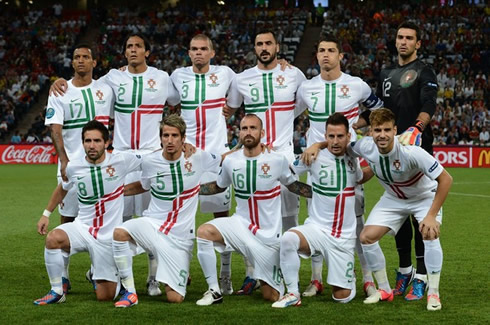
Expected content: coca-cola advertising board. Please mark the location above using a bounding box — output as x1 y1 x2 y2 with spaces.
0 145 58 164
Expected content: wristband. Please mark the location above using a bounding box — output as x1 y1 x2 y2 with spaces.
414 120 425 132
43 209 52 218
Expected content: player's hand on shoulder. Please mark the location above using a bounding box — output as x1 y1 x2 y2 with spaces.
301 143 321 166
182 143 196 159
419 217 440 240
278 58 293 71
222 103 236 120
119 65 127 72
260 143 273 154
50 78 68 97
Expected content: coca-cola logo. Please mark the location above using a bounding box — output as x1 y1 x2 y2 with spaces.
1 145 55 164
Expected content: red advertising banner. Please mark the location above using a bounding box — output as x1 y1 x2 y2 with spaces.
0 144 58 164
433 146 490 168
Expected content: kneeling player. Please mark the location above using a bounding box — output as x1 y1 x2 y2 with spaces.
112 115 223 307
195 114 310 306
34 120 142 305
273 113 372 308
352 109 452 311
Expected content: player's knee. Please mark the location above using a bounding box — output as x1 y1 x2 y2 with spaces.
95 289 114 301
113 227 130 241
332 288 350 300
359 229 375 245
197 224 217 240
45 229 68 249
166 290 184 303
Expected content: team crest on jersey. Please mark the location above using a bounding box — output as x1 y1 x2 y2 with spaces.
145 79 158 92
184 160 196 176
208 73 220 87
393 159 402 173
95 90 106 104
347 159 355 172
259 163 272 179
400 70 418 88
105 165 118 181
275 75 288 89
338 85 351 99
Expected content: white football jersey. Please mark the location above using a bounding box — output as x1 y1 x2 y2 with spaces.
45 79 114 160
101 67 179 152
292 150 362 239
140 149 221 239
62 152 142 241
296 73 383 146
350 137 444 200
217 150 296 244
229 65 306 157
170 65 235 154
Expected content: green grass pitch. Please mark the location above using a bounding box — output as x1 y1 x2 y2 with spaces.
0 165 489 324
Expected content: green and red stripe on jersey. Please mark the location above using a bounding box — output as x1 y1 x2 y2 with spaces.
63 88 98 129
247 185 281 235
150 162 184 201
159 184 200 235
89 185 124 239
114 76 164 149
331 186 355 238
244 73 294 146
377 157 424 199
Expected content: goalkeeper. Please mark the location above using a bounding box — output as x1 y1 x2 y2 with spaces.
355 21 438 302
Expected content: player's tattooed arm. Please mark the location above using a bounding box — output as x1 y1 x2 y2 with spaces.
124 181 147 196
50 124 69 181
200 181 226 195
286 181 312 198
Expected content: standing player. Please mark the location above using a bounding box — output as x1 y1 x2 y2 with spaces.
112 115 223 307
357 21 439 300
44 44 113 291
296 34 383 297
354 108 451 311
170 34 237 294
35 120 142 305
195 114 311 306
51 33 180 296
227 31 306 293
273 113 370 308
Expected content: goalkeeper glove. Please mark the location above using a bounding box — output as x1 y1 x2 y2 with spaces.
399 120 424 146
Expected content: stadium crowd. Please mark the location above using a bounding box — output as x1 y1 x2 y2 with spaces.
2 1 488 148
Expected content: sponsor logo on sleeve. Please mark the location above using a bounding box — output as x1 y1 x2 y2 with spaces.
46 108 55 119
428 161 439 173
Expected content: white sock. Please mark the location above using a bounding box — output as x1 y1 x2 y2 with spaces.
45 248 64 295
147 253 158 282
399 265 413 275
112 239 135 293
414 274 427 282
282 215 298 232
424 239 443 295
244 256 254 278
220 252 232 278
361 242 390 292
61 250 70 279
355 216 373 283
311 254 323 283
197 238 220 292
280 231 301 295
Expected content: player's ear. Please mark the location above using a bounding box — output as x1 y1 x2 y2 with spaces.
92 59 97 68
415 40 421 51
145 50 150 58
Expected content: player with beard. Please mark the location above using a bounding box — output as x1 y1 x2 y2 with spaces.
356 21 439 301
194 114 311 306
227 31 306 294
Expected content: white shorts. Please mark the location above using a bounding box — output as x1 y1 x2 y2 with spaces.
199 171 231 214
207 217 284 296
123 170 151 217
57 221 117 282
354 184 365 216
57 175 78 217
366 193 443 235
281 183 300 218
292 223 356 290
119 218 193 297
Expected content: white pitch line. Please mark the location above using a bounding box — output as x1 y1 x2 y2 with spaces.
449 192 490 198
453 181 490 185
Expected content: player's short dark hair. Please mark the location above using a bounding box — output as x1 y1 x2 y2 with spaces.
317 34 341 53
255 30 278 44
369 108 396 127
82 120 109 142
122 33 151 54
73 43 96 60
241 113 263 129
190 34 214 51
397 21 421 41
326 113 349 133
160 114 186 138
